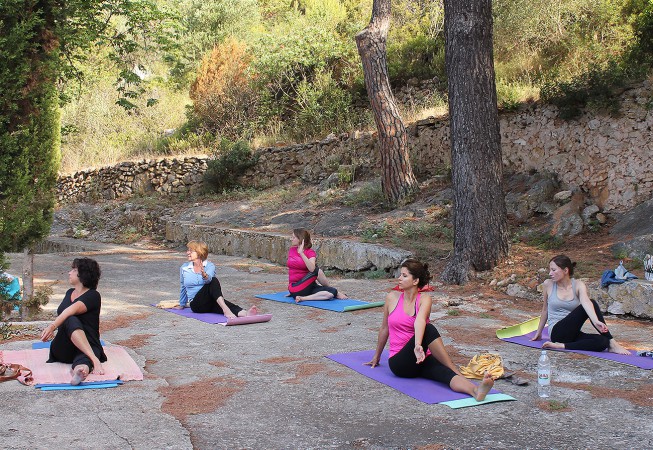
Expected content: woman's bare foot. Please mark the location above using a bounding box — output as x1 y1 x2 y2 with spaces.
247 305 258 316
542 341 565 350
71 365 89 385
473 372 494 401
608 339 631 355
91 359 105 375
295 296 304 303
172 305 185 310
336 292 348 299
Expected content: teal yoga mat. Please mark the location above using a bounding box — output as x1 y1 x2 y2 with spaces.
255 291 384 312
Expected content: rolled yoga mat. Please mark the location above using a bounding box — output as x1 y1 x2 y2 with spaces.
255 291 384 312
498 319 653 370
221 313 273 326
326 349 515 409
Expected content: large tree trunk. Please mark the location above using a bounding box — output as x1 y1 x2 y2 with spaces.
441 0 509 284
355 0 419 206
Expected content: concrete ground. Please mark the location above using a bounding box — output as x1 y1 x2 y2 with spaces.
1 243 652 449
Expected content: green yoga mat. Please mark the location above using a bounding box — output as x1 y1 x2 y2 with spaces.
439 393 516 409
496 317 540 339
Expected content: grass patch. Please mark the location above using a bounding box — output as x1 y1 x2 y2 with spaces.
447 309 461 316
547 399 570 411
525 232 565 250
342 180 385 208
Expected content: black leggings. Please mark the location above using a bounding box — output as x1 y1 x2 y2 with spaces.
48 316 105 371
550 300 613 352
190 277 243 316
289 281 337 299
388 323 457 385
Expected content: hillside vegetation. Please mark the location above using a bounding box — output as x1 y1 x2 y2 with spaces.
59 0 653 173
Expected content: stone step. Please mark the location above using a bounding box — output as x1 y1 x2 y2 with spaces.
165 220 411 273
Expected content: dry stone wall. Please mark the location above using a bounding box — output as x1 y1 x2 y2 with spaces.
58 81 653 212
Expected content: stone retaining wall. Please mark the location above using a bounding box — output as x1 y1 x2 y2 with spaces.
165 221 411 273
58 81 653 212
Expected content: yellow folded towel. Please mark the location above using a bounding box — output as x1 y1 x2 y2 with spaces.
155 300 180 309
459 353 505 380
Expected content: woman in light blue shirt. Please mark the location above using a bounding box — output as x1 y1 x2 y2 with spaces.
175 241 258 318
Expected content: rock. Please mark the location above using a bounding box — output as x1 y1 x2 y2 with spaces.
496 274 517 287
596 212 607 224
319 173 340 190
607 302 625 315
610 197 653 238
553 190 573 203
610 234 653 261
548 193 585 237
591 280 653 319
582 205 600 223
506 283 538 300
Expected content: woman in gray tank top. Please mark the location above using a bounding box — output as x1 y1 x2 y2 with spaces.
531 255 630 354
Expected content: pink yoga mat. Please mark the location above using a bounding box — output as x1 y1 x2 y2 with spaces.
501 329 653 370
0 345 144 385
221 314 272 326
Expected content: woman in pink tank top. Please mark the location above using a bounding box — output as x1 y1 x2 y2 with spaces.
287 228 348 302
365 259 494 401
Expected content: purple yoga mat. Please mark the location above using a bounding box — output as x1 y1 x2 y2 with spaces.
152 305 227 324
501 328 653 370
326 349 502 404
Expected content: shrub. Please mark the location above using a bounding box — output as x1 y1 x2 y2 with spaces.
203 139 258 192
24 284 52 317
190 39 258 140
288 70 359 141
540 61 643 119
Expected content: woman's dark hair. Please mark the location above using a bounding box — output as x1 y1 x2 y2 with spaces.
72 258 101 289
550 255 576 277
401 258 431 288
293 228 312 249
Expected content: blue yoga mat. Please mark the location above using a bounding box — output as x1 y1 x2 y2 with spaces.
33 340 105 350
35 380 124 388
38 383 121 391
255 291 384 312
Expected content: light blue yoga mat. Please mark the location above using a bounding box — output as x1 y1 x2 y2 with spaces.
37 383 121 391
33 340 105 350
35 380 124 388
255 291 384 312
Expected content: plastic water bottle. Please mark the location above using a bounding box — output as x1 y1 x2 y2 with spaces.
537 350 552 398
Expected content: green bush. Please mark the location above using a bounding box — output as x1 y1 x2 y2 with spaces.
388 35 445 83
540 61 642 119
203 139 258 192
